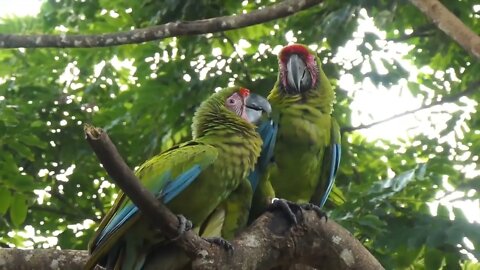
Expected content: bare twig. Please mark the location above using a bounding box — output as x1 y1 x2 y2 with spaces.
409 0 480 59
341 81 480 133
387 23 436 42
0 0 322 48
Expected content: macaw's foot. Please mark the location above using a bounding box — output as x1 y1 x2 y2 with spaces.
204 237 234 252
173 214 193 239
300 203 328 221
267 198 302 225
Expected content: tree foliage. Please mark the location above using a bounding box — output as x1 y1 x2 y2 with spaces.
0 0 479 269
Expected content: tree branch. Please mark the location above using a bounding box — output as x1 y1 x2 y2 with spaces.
387 23 436 42
0 0 322 48
341 81 480 133
189 210 384 269
83 124 210 259
81 124 383 269
0 211 383 269
409 0 480 59
0 125 383 269
0 248 88 270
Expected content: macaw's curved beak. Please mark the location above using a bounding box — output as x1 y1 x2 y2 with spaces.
245 93 271 124
286 54 312 92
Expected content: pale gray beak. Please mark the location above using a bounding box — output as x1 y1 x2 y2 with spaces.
245 93 271 124
287 54 312 92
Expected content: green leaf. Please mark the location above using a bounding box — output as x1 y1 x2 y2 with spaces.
30 120 43 128
391 169 415 192
10 194 28 227
18 134 47 149
394 246 422 268
9 141 35 161
424 247 444 270
14 175 35 191
444 253 461 270
437 205 450 219
0 188 12 215
358 214 386 230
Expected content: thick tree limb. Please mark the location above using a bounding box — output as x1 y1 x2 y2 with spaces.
189 210 384 269
341 81 480 133
81 124 383 269
0 211 383 269
0 0 322 48
409 0 480 59
0 248 88 270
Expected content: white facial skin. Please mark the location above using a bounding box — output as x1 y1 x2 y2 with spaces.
225 92 248 121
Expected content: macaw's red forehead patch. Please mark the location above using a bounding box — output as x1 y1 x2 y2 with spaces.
239 87 250 97
279 44 311 62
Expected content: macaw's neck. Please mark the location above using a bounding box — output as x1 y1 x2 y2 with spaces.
269 68 335 115
193 113 263 175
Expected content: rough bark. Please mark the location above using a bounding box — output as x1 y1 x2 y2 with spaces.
0 0 322 48
189 210 384 270
0 249 88 270
409 0 480 59
0 211 383 270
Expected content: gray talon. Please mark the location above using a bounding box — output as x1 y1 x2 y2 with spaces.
205 237 234 252
172 214 192 240
267 198 300 224
301 203 328 221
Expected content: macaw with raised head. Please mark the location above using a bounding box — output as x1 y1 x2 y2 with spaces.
249 43 341 223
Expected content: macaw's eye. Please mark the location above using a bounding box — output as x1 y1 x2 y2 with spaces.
228 98 236 104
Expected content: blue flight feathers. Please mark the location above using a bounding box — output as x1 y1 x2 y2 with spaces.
247 119 278 191
319 143 341 207
249 118 341 208
94 165 203 248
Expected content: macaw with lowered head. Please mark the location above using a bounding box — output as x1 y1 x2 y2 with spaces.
85 86 271 270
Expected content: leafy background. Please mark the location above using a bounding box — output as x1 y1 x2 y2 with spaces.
0 0 479 269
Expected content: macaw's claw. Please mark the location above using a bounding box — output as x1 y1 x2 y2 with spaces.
267 198 302 225
301 203 328 221
172 214 192 240
204 237 234 252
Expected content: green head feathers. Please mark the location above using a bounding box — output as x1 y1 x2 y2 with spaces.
270 43 335 115
192 86 270 139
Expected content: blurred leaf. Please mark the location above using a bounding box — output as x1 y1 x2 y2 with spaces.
425 248 444 270
10 194 28 227
0 188 12 215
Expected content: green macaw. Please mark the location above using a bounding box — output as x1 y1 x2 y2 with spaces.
249 44 341 223
84 86 270 270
